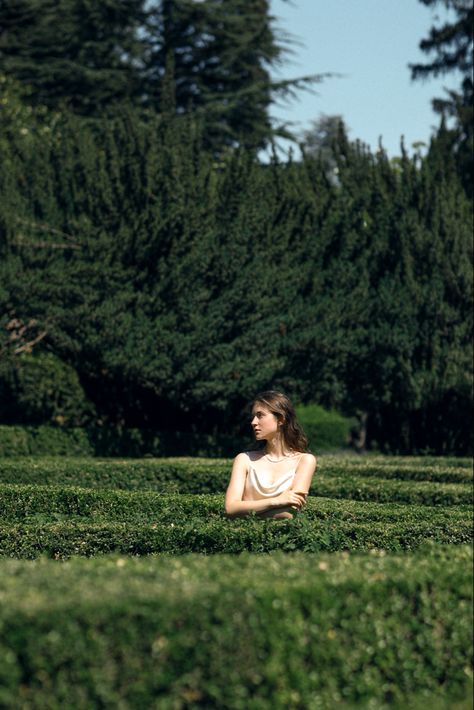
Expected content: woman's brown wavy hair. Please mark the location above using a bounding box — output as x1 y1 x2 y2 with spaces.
251 390 309 453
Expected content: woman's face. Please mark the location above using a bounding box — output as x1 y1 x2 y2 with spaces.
250 402 280 441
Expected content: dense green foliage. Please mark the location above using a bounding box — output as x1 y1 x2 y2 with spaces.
2 514 470 557
146 0 317 151
0 353 95 426
0 1 472 455
296 404 354 451
0 0 146 114
0 402 353 457
1 484 471 526
0 110 472 453
0 426 94 457
1 454 471 490
0 424 242 457
0 547 471 707
0 455 471 557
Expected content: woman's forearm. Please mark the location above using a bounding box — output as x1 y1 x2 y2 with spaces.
225 497 278 517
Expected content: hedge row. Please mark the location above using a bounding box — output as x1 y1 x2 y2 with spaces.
1 515 471 558
1 456 471 489
0 547 471 708
0 458 472 504
314 474 472 506
1 484 471 528
322 457 473 484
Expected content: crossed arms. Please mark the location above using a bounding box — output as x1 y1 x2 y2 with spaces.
224 452 317 518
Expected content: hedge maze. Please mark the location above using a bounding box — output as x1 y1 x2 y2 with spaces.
0 455 472 708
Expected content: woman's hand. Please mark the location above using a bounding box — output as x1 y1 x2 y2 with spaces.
272 491 306 510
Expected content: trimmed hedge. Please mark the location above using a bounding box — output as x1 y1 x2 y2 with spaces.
0 484 472 527
0 456 232 493
0 547 471 708
314 474 472 506
0 516 471 558
0 457 471 505
1 455 471 486
322 456 473 484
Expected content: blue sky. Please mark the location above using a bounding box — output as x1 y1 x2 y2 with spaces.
268 0 460 157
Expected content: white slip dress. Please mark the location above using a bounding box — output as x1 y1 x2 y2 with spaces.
246 454 302 498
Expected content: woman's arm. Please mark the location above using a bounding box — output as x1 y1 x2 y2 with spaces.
224 453 305 518
260 454 317 519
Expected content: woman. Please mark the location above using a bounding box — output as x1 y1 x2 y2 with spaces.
225 391 317 519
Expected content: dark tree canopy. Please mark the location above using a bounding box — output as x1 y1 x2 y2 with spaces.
0 0 147 114
0 110 472 453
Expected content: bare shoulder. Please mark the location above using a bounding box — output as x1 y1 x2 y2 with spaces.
300 452 317 466
297 452 317 474
232 452 250 471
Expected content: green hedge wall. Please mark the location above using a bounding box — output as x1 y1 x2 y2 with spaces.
1 484 471 526
1 515 471 558
0 547 471 708
2 455 471 485
0 457 471 504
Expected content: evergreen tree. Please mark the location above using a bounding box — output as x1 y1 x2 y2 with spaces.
144 0 323 151
0 0 147 114
410 0 473 193
1 106 471 451
336 137 473 454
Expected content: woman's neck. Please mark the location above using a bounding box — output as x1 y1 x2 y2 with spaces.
264 437 290 460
